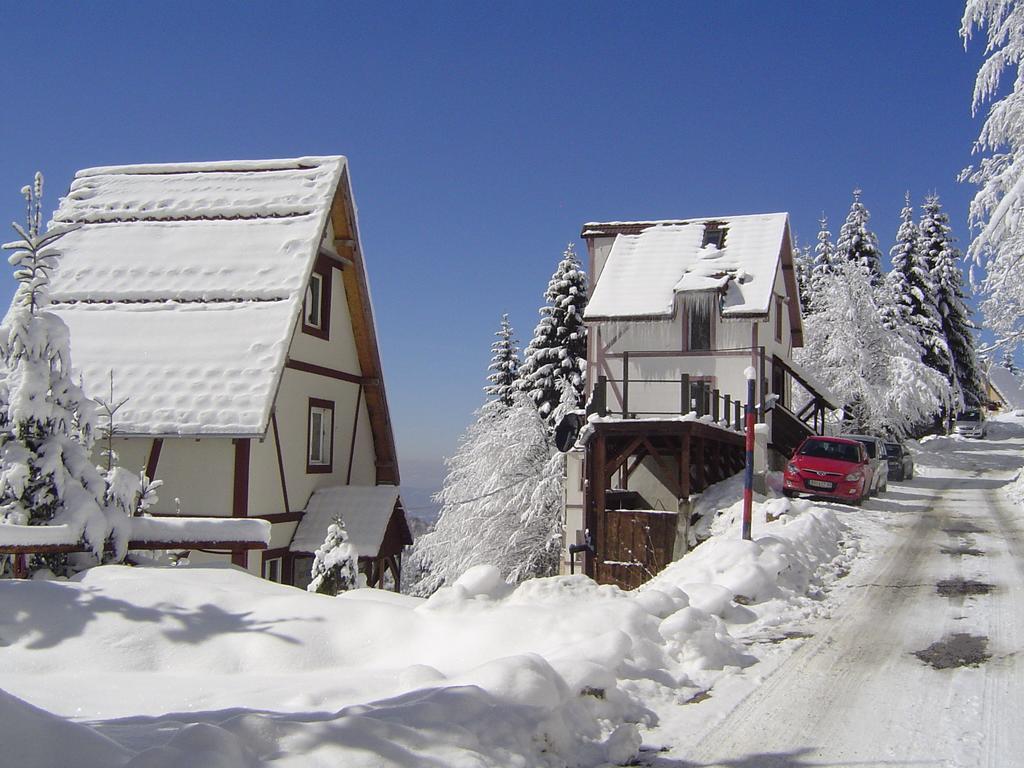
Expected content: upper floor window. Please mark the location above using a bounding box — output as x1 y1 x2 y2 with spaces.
775 296 784 343
302 258 333 340
688 306 712 351
305 274 323 329
307 398 335 473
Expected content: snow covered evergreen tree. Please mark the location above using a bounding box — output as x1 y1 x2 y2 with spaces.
407 394 563 596
835 189 884 286
307 516 359 595
519 244 588 421
961 1 1024 348
0 175 132 574
792 237 814 315
797 258 949 437
484 314 520 407
807 215 835 313
886 193 952 392
921 195 984 408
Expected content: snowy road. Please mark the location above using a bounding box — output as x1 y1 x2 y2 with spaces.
659 424 1024 768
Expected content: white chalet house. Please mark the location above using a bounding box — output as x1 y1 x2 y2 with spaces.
565 214 835 587
43 156 411 589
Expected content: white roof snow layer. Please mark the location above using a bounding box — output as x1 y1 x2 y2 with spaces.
51 301 293 435
41 156 346 436
291 485 401 557
988 365 1024 410
584 213 789 320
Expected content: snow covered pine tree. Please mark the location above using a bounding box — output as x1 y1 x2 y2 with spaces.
307 516 359 595
520 244 588 422
920 194 984 409
835 189 884 286
484 314 521 407
806 214 835 314
886 192 952 415
0 175 141 574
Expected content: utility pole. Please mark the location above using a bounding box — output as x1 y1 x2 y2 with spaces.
742 366 756 541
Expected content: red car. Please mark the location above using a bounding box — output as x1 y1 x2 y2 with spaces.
782 436 872 506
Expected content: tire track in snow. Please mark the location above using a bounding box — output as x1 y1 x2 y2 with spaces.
684 478 952 766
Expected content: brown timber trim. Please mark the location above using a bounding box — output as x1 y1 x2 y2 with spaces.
285 357 363 384
231 438 251 567
346 385 363 484
271 410 290 514
145 438 163 481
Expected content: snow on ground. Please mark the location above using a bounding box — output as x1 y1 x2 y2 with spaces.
1 468 856 766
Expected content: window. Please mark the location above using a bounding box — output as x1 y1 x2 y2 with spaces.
688 306 712 351
302 258 332 340
263 557 281 583
307 398 335 473
304 273 323 329
775 296 784 343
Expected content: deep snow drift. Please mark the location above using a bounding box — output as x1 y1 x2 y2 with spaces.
0 486 852 767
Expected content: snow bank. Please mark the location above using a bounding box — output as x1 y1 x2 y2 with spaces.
0 488 850 767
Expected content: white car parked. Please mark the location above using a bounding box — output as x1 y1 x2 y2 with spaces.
953 409 987 439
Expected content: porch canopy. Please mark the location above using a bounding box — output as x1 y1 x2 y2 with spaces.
290 485 411 559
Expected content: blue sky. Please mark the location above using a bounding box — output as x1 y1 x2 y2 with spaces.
0 0 991 489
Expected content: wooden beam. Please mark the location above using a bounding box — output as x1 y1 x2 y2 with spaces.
145 438 163 482
285 357 362 384
271 411 290 516
346 385 363 485
231 438 251 568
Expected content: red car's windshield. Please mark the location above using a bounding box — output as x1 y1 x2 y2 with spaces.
798 439 860 463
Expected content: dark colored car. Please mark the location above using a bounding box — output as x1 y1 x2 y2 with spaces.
783 436 872 506
884 441 914 481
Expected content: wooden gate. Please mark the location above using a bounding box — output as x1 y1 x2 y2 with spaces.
597 509 678 590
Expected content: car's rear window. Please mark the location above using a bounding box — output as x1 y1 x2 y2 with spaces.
853 439 877 459
885 442 900 457
798 439 860 463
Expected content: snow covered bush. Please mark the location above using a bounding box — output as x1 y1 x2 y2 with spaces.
409 394 564 595
0 175 145 574
307 516 359 595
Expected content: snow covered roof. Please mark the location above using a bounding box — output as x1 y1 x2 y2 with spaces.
583 214 790 320
987 365 1024 410
291 485 403 557
39 157 344 436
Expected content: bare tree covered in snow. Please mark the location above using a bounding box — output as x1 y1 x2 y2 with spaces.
407 395 564 596
484 314 520 407
962 0 1024 351
0 176 144 574
520 244 588 422
797 258 949 437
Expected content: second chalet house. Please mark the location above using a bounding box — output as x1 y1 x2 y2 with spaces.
43 156 411 589
565 213 836 588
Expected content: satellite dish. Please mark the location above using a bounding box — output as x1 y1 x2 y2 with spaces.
554 412 583 453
